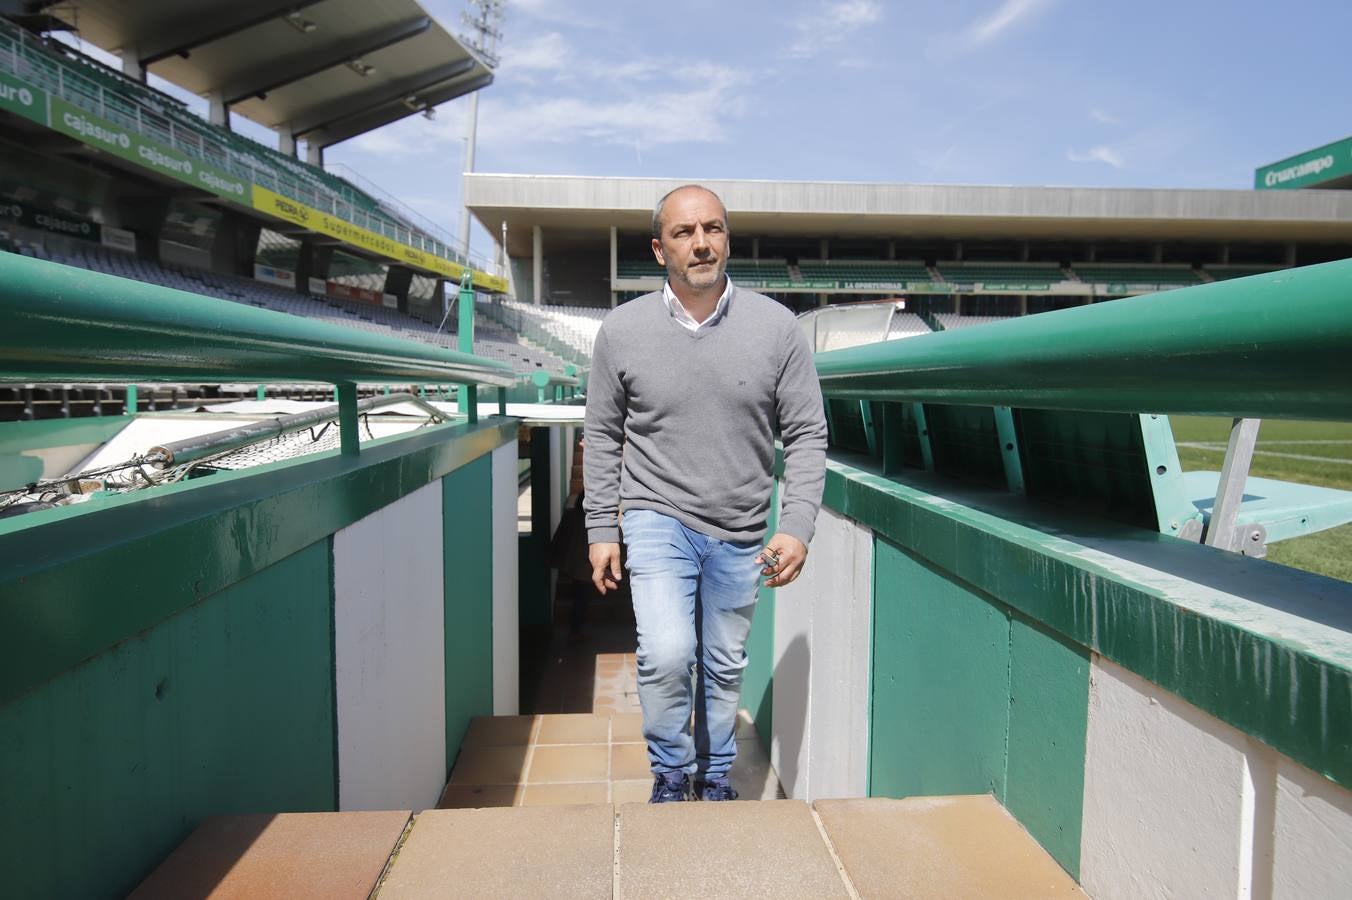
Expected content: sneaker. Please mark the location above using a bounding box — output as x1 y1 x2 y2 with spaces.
649 772 690 803
696 777 739 801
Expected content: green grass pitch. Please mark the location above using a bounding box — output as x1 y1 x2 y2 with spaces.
1170 416 1352 582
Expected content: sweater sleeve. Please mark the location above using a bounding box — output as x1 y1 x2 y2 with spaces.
583 326 626 543
774 321 828 546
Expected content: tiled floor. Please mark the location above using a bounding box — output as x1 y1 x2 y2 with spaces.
439 707 783 808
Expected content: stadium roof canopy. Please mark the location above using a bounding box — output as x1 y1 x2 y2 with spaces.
466 174 1352 256
43 0 491 150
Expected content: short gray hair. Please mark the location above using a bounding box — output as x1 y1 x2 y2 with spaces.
651 184 729 238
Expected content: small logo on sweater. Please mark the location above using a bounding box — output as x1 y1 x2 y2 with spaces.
737 380 747 386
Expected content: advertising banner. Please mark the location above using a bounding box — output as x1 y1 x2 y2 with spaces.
0 200 101 241
101 225 137 253
0 71 47 125
254 264 296 288
1255 136 1352 190
48 97 253 203
251 186 509 293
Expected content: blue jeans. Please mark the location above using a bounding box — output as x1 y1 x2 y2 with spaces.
621 508 763 780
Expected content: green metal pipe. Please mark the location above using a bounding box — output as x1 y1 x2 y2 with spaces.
815 261 1352 421
0 254 518 388
530 370 581 389
457 271 475 416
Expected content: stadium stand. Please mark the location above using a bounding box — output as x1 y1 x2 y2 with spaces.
1205 264 1284 281
34 245 563 373
935 262 1067 285
935 313 1021 330
615 259 666 278
0 19 474 267
886 312 933 339
1069 263 1202 287
493 301 604 365
724 259 791 281
797 260 933 282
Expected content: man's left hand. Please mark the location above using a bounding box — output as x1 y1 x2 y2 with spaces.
757 533 807 588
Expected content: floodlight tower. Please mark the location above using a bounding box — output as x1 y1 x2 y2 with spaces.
457 0 504 266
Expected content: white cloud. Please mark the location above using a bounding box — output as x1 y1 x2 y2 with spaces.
499 32 573 74
966 0 1055 46
1089 107 1120 126
347 66 749 159
785 0 884 58
1067 145 1125 168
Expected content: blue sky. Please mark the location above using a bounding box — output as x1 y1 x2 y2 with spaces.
62 0 1352 257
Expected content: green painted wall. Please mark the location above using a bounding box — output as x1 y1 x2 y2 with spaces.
0 541 335 900
743 480 780 746
442 455 495 772
868 536 1089 876
1005 613 1089 878
870 537 1010 798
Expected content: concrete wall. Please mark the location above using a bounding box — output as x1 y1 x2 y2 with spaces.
777 449 1352 891
1081 657 1352 900
334 481 447 812
771 505 872 801
0 419 516 898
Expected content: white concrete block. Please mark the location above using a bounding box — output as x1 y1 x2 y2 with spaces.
804 509 872 801
491 441 520 715
771 479 812 800
1081 656 1253 900
1271 755 1352 899
333 480 446 812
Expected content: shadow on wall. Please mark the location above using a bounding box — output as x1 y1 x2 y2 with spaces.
757 633 810 796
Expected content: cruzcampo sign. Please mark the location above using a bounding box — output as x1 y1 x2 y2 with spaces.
48 97 253 203
1255 136 1352 190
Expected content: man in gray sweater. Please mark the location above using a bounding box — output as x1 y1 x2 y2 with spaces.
584 184 827 803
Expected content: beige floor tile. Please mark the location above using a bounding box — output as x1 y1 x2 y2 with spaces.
536 713 610 745
527 744 609 783
616 800 849 898
612 780 653 804
379 806 613 899
610 742 652 781
130 811 411 900
461 715 538 749
520 783 609 807
447 745 530 786
813 796 1085 898
611 712 645 742
436 784 520 809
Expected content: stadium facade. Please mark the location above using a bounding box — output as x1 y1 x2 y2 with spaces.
466 172 1352 318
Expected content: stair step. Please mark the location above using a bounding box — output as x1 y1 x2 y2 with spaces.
132 795 1083 898
129 811 411 900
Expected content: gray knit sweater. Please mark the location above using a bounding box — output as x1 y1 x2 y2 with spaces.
583 286 828 546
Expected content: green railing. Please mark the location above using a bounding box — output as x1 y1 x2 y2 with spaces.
0 254 520 452
816 260 1352 421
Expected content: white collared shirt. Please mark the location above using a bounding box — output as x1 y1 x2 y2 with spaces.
662 276 733 332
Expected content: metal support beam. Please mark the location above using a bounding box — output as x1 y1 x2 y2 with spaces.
290 59 477 136
140 0 324 66
912 402 934 472
457 272 475 416
123 384 137 416
1203 418 1265 555
337 383 359 456
993 406 1024 495
860 401 878 458
222 17 431 106
497 386 508 416
533 225 543 305
305 73 493 151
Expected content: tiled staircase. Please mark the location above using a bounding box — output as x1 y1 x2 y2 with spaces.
132 793 1083 898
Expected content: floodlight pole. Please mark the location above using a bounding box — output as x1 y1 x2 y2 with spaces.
457 0 504 265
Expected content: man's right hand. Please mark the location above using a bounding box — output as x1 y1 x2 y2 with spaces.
590 542 623 595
